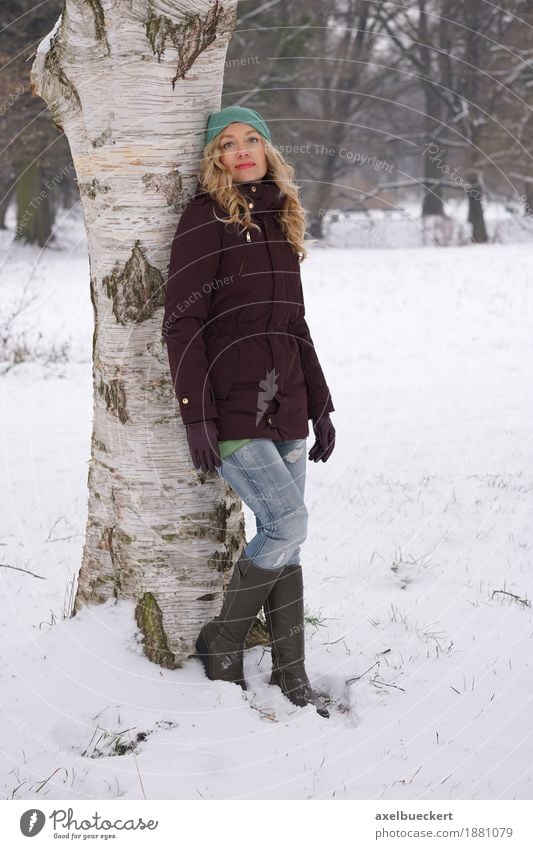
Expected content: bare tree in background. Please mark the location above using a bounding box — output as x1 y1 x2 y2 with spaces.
474 0 533 218
437 0 530 241
223 0 405 236
379 0 533 240
0 0 70 242
294 0 405 237
375 0 455 217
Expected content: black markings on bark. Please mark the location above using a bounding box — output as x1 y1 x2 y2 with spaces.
98 377 128 423
89 274 98 357
103 240 165 325
142 168 187 209
79 177 111 199
178 502 232 544
84 0 111 54
144 0 232 88
91 123 113 148
96 525 121 598
95 523 135 601
213 501 229 544
209 550 231 573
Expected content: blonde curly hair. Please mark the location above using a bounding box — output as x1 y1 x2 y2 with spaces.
197 134 308 261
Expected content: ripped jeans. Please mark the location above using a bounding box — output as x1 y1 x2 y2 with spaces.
215 438 308 570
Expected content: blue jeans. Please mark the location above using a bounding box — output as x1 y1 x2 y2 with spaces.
215 438 308 570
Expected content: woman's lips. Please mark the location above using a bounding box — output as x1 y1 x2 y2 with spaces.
236 163 255 169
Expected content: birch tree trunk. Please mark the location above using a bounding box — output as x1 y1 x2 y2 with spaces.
30 0 244 668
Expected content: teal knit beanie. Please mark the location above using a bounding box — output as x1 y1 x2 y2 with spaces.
205 106 271 147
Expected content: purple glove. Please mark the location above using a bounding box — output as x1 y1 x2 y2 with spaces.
309 412 335 463
186 420 222 474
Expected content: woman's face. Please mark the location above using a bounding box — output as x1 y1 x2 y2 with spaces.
217 122 268 183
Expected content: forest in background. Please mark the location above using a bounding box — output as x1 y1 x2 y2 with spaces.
2 0 533 244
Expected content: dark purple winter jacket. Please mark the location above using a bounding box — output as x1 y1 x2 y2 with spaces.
162 176 334 441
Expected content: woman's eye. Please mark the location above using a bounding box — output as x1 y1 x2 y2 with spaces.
222 137 259 150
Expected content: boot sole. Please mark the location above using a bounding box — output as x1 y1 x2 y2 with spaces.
270 671 330 718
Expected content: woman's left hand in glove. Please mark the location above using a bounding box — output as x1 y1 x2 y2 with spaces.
309 412 335 462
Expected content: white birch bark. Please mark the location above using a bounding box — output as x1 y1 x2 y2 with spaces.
30 0 244 668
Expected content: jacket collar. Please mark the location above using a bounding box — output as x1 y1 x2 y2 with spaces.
235 176 284 211
192 176 284 212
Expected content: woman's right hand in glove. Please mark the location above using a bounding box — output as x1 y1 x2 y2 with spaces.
186 419 222 474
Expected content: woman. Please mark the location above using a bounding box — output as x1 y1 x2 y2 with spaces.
162 105 336 718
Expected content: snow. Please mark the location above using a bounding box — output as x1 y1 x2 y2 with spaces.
34 15 62 61
324 198 533 248
1 211 532 800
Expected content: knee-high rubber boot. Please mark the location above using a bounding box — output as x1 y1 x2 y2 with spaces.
195 552 285 690
263 564 330 718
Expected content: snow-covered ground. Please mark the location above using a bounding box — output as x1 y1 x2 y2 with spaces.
324 198 533 248
1 210 531 800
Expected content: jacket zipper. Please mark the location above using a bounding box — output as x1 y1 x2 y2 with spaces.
246 217 265 242
244 214 280 402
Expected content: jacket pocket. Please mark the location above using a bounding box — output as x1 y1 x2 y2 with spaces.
209 343 239 400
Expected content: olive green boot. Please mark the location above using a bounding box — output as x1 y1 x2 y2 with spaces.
196 553 285 689
263 564 330 718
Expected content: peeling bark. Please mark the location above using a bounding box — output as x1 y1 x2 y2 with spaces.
31 0 241 669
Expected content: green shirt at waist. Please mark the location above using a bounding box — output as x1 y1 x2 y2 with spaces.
218 438 252 459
